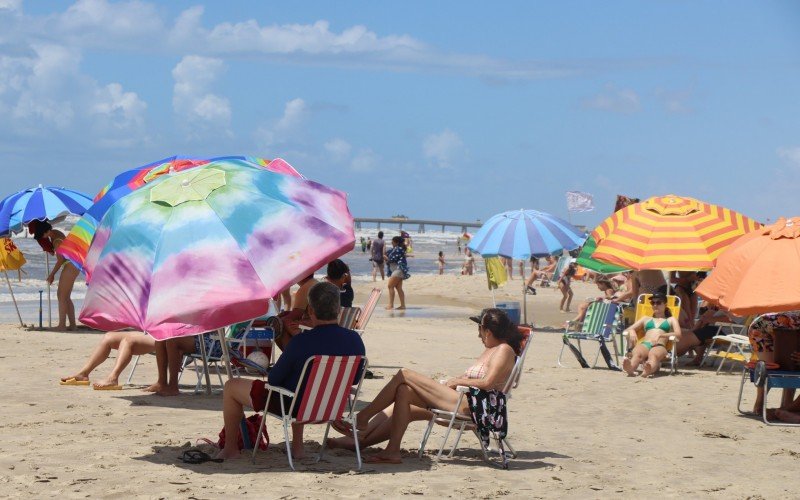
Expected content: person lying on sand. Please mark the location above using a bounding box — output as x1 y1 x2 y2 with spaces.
622 292 682 378
59 331 156 390
343 308 520 464
215 282 365 461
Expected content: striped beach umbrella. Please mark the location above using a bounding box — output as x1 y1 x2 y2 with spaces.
576 236 628 274
468 209 586 259
0 185 92 236
591 194 761 271
57 156 300 276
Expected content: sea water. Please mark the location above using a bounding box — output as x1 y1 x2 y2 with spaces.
0 225 468 325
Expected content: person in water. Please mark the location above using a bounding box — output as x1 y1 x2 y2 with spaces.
621 292 682 377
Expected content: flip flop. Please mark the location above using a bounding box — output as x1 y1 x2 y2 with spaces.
178 449 223 464
364 455 402 465
93 384 123 391
60 378 90 386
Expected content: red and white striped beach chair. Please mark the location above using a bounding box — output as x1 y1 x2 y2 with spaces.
252 355 368 470
338 307 362 330
354 288 381 335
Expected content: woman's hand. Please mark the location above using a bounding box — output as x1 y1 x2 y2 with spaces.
444 378 460 390
46 273 55 285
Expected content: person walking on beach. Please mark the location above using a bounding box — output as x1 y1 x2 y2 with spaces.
360 237 367 253
386 236 409 309
371 231 386 281
30 220 79 331
558 262 577 312
438 251 446 275
462 249 475 275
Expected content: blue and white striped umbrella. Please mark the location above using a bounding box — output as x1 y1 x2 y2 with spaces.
468 209 587 259
0 185 93 236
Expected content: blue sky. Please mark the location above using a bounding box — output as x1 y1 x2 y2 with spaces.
1 0 798 228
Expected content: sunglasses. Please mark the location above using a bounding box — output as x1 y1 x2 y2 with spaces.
650 300 665 305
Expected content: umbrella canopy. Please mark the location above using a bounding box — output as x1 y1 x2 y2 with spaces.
468 209 586 259
696 217 800 315
79 158 353 340
591 194 760 271
576 236 628 274
58 156 299 275
0 185 92 236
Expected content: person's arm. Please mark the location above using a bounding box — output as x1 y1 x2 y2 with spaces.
446 345 516 391
47 252 66 285
267 339 301 389
664 317 682 341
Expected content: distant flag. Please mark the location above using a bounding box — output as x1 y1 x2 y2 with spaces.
566 191 594 213
614 194 640 213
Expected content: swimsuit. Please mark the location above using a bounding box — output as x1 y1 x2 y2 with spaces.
644 318 672 333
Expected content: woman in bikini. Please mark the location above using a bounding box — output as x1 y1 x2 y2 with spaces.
30 220 80 331
622 292 682 377
334 308 522 464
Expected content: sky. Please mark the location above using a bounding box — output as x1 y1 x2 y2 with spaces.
1 0 798 228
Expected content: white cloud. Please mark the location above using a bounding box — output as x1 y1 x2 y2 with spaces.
584 84 641 114
0 43 146 143
172 55 231 136
655 88 692 114
324 138 352 162
0 0 21 12
778 147 800 167
350 148 378 172
255 98 309 147
423 129 464 169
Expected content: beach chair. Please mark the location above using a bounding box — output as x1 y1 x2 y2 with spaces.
558 301 622 369
354 288 381 335
252 355 368 470
699 316 754 373
338 307 362 330
418 327 532 468
622 294 681 374
540 255 569 287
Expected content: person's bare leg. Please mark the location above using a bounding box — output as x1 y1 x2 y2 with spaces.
676 331 701 357
564 289 574 312
158 337 194 396
774 409 800 424
291 423 306 458
753 351 775 413
642 348 667 377
61 331 127 382
145 340 169 392
396 281 406 309
94 336 156 388
217 378 254 460
572 301 590 325
386 278 396 309
559 283 569 310
623 344 648 376
329 405 431 450
56 264 79 331
356 368 460 430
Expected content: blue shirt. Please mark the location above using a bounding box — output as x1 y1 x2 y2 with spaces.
268 324 366 392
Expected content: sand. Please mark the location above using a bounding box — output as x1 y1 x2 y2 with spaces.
0 274 798 498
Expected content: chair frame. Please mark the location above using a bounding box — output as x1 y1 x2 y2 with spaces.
558 301 621 369
737 365 800 427
252 355 369 470
354 288 382 335
699 322 751 373
418 328 532 467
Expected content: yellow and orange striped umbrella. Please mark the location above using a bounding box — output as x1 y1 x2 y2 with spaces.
591 194 761 271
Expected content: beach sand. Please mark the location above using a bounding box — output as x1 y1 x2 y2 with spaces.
0 275 798 498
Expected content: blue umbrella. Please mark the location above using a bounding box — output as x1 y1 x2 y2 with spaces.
0 185 93 236
468 209 586 259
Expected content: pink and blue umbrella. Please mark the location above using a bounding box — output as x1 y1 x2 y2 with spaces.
468 209 586 259
0 185 93 237
78 158 353 340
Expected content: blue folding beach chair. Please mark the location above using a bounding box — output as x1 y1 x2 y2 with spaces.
558 301 622 370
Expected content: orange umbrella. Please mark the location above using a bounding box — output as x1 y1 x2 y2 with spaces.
696 217 800 315
591 194 761 270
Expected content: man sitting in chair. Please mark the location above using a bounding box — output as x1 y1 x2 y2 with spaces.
216 281 366 461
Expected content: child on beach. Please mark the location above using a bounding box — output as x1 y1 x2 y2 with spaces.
558 262 577 312
438 251 445 275
386 236 409 309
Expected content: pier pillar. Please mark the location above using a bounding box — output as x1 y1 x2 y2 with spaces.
418 224 424 233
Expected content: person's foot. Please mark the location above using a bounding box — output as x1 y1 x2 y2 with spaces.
143 382 165 393
641 362 655 378
291 444 306 459
331 421 354 437
774 409 800 424
92 377 120 389
385 305 394 310
325 437 356 451
156 386 181 396
215 448 242 460
60 374 89 383
365 451 402 464
526 286 537 295
354 413 369 432
397 305 406 310
622 357 636 376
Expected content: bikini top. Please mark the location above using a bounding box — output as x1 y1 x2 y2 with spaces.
645 318 672 333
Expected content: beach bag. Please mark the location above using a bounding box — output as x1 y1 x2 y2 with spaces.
466 388 509 469
216 413 269 451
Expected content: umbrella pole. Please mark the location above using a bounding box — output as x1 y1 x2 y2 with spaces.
3 270 23 327
45 253 52 328
522 282 528 325
490 288 496 308
218 327 234 381
198 335 212 396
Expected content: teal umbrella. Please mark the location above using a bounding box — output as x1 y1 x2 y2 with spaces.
576 236 628 274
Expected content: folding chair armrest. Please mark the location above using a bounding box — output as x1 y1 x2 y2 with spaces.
264 384 295 397
455 385 471 393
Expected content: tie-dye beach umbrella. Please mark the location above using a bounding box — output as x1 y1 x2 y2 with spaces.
57 156 300 277
468 209 586 259
78 158 353 340
0 185 93 237
591 194 760 271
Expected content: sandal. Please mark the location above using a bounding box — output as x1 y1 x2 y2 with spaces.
178 448 223 464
